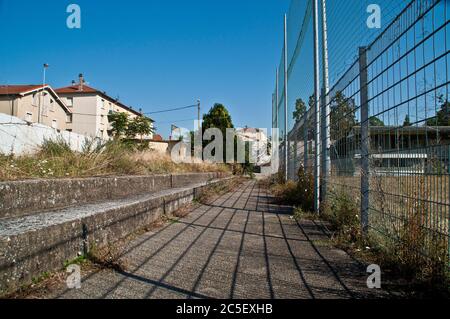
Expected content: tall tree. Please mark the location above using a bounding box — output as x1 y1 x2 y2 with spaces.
202 103 234 133
108 112 129 138
426 96 450 126
127 116 154 140
330 91 357 140
369 117 385 127
202 103 235 163
403 114 412 127
293 98 307 122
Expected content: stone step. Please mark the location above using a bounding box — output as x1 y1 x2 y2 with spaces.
0 172 229 219
0 177 233 294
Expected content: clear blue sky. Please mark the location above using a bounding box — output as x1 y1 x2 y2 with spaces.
0 0 290 138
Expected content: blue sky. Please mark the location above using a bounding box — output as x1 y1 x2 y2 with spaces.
0 0 290 138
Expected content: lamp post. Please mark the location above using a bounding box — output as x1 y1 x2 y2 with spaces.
39 63 49 124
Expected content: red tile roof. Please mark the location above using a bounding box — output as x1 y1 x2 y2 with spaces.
0 85 46 95
0 84 72 114
54 85 98 94
55 85 143 117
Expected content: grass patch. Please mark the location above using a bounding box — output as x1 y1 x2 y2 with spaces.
63 254 89 268
270 165 315 213
195 177 246 205
323 187 450 297
0 139 230 182
267 164 450 297
293 207 317 221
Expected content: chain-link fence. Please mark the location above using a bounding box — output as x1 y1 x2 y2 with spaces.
273 0 449 270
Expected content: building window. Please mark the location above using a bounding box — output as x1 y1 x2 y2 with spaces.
25 112 33 122
66 97 73 107
101 99 105 109
50 99 55 112
32 94 38 106
66 114 73 123
52 120 58 129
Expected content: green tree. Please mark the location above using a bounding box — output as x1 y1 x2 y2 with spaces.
202 103 234 133
108 112 129 138
202 103 234 163
330 91 357 140
426 96 450 126
403 114 412 127
293 98 307 122
369 117 385 127
127 116 154 140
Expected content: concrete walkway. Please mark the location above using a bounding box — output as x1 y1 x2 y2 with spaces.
48 180 384 299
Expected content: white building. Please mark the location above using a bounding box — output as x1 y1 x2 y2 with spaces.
55 74 153 139
236 127 272 166
0 85 72 131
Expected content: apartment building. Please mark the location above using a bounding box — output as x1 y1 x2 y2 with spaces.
55 74 153 139
0 85 73 131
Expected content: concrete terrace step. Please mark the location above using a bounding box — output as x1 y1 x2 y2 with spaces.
0 172 229 219
0 176 234 293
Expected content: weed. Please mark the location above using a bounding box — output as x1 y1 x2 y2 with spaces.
63 254 89 268
322 189 361 244
0 139 230 181
270 165 315 213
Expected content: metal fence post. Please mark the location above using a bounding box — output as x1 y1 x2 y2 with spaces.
284 14 289 182
313 0 321 213
321 0 331 202
359 46 370 235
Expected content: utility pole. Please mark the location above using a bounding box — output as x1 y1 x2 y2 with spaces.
321 0 331 199
39 63 49 124
313 0 321 213
283 14 289 182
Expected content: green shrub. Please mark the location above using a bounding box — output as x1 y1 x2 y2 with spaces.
296 166 315 212
322 189 361 243
39 138 73 157
270 165 315 213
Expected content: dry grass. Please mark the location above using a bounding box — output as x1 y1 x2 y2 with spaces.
0 139 230 182
195 177 246 205
326 173 449 288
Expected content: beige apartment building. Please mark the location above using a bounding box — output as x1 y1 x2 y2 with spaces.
0 85 73 131
55 74 153 139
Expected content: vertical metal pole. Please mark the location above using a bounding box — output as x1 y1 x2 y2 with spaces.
276 68 279 130
284 14 289 182
304 112 308 169
275 67 281 172
313 0 321 213
359 47 370 235
321 0 331 200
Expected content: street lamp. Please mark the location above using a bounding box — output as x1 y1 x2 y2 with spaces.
39 63 49 124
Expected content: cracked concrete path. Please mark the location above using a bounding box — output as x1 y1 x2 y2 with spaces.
47 180 385 299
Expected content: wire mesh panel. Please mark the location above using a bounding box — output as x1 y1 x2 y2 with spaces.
274 0 450 270
363 0 449 268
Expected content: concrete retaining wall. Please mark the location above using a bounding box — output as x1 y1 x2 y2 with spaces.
0 176 234 294
0 172 229 219
0 113 98 156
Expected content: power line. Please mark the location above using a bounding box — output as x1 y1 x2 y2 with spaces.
155 118 197 125
143 104 197 115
